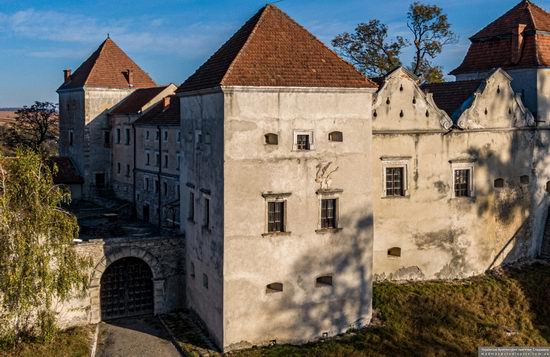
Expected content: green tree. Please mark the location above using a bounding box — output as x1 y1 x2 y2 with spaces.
407 2 457 82
332 19 406 78
0 150 89 344
3 102 58 155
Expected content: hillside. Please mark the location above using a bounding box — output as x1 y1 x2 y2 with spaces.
236 263 550 356
0 111 16 125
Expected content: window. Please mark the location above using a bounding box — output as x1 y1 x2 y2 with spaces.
190 262 195 279
176 153 180 171
328 131 343 142
145 177 150 192
155 179 159 193
265 133 278 145
266 283 283 294
316 276 333 287
195 130 202 148
164 153 169 168
520 175 530 185
386 167 404 196
454 169 471 197
156 152 160 167
126 164 130 177
203 197 210 228
268 201 285 233
494 178 504 188
203 273 208 289
293 131 314 151
163 130 168 142
116 128 121 144
146 152 151 166
69 130 74 146
103 131 110 147
125 128 130 145
188 191 195 222
117 162 121 174
388 247 401 257
177 130 181 143
320 199 337 229
146 130 150 140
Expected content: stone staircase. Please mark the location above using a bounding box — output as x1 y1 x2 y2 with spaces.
540 209 550 259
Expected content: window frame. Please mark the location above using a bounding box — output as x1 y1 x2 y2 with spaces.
116 128 121 144
328 131 343 142
293 130 314 151
316 189 343 233
451 161 475 198
262 192 292 236
381 158 410 198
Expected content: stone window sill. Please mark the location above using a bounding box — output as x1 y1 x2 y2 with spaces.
381 195 410 200
315 228 343 234
262 232 292 237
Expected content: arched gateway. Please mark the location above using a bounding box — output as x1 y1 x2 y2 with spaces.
100 257 154 320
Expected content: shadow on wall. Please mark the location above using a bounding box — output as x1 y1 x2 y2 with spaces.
256 211 373 343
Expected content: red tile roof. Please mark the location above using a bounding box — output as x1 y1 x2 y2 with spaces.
422 80 483 120
58 38 156 91
110 86 169 115
452 0 550 75
134 96 180 126
177 5 375 93
49 157 84 185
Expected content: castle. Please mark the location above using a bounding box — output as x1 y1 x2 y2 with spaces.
54 0 550 351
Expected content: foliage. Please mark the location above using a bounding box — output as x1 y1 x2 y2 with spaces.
407 2 457 82
332 20 406 78
0 149 90 344
236 263 550 356
332 2 457 83
3 102 59 155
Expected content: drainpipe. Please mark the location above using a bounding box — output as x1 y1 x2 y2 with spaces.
132 124 137 218
157 125 162 228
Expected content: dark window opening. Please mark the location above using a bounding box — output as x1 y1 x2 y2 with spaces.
520 175 530 185
321 199 337 229
265 133 279 145
494 178 504 188
190 262 195 279
155 180 159 193
188 192 195 222
204 198 210 228
386 167 404 196
69 131 74 146
388 247 401 257
268 201 285 233
146 153 150 166
164 154 168 168
117 162 121 174
103 131 110 147
316 275 333 287
203 274 208 289
116 128 121 144
328 131 343 142
125 128 130 145
126 164 130 177
266 282 283 294
296 135 310 150
163 182 168 196
454 169 470 197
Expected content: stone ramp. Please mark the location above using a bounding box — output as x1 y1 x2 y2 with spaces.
160 312 220 357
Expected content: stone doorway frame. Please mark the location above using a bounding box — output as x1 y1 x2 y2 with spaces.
89 246 166 323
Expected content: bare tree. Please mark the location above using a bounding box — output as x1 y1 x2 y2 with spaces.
3 102 58 155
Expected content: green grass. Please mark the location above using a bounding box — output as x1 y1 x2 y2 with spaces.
236 263 550 357
0 326 93 357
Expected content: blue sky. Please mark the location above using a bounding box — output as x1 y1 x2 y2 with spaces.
0 0 548 107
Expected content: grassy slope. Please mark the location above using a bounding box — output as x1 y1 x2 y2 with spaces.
236 263 550 357
0 326 92 357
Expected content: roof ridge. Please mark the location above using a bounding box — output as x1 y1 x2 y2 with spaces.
221 5 270 86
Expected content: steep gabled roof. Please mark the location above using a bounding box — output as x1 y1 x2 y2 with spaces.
110 86 169 115
451 0 550 75
177 5 375 93
58 38 156 91
422 80 483 120
134 95 180 126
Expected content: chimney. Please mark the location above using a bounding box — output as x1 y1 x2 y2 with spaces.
63 68 72 82
512 24 527 64
126 69 134 87
163 96 171 109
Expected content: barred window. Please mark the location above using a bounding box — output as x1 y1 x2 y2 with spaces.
386 167 404 196
320 199 337 229
268 201 285 233
454 169 470 197
296 135 310 150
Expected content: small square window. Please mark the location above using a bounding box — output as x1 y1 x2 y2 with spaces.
320 199 337 229
294 131 314 151
268 201 285 233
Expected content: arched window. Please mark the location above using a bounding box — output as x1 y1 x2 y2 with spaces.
328 131 343 142
266 282 283 294
520 175 530 185
316 275 333 287
388 247 401 257
494 178 504 188
265 133 278 145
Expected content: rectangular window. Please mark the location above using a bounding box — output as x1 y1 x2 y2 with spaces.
146 130 150 140
454 169 470 197
163 130 168 142
204 197 210 228
145 177 150 192
188 192 195 222
293 131 314 151
125 128 130 145
117 162 121 174
164 153 169 168
69 130 74 146
116 128 121 144
126 164 130 177
176 153 180 171
385 167 404 196
177 131 181 143
320 199 337 229
163 182 168 196
268 201 285 233
146 152 150 166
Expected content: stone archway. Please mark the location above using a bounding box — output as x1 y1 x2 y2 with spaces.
89 246 166 323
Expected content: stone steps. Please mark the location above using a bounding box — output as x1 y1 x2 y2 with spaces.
160 312 220 357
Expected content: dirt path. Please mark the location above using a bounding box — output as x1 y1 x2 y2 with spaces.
95 315 180 357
